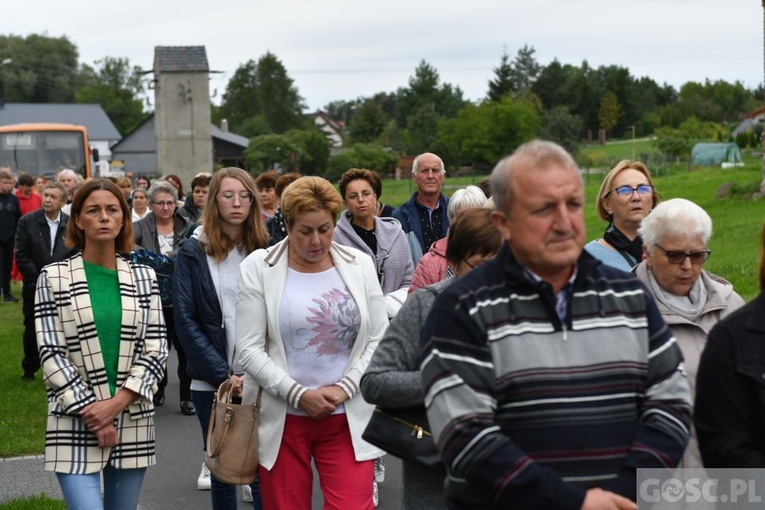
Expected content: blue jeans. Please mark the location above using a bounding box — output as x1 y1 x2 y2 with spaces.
56 464 146 510
192 389 262 510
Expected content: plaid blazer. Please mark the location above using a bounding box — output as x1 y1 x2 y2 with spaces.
35 252 169 474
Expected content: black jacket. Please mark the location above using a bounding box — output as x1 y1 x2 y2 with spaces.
0 193 21 242
14 210 76 297
695 292 765 467
172 236 230 387
132 211 187 256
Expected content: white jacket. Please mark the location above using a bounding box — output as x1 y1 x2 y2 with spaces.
236 239 387 470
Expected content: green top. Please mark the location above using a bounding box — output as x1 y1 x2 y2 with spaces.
84 261 122 397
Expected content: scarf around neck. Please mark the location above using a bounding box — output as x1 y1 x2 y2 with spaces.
647 268 707 322
603 223 643 266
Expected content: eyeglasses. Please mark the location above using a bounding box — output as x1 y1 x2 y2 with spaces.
346 190 376 201
152 201 176 209
217 192 254 205
607 184 654 197
654 244 711 265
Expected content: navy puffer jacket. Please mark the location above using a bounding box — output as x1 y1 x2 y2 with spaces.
172 235 230 387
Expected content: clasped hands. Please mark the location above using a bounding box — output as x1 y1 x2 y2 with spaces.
79 389 137 448
298 385 349 421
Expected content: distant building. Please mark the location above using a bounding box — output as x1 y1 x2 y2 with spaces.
731 107 765 138
110 114 248 177
310 110 344 148
152 46 213 185
0 103 121 160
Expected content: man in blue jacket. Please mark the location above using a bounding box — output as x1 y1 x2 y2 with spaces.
392 152 449 265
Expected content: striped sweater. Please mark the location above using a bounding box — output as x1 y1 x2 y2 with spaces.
420 245 691 509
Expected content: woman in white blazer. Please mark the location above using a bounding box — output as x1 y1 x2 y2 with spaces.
35 179 168 510
237 176 388 510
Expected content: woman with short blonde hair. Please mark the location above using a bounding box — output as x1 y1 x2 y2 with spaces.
585 160 660 270
238 176 387 509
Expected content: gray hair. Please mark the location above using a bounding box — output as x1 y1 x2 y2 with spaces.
57 169 77 182
411 152 446 176
490 140 580 213
447 185 487 222
147 180 178 203
638 198 712 254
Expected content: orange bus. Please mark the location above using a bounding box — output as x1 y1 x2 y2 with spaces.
0 123 95 179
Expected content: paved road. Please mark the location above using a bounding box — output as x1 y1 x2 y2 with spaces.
0 354 404 509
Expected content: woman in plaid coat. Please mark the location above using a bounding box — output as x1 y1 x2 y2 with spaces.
35 179 168 510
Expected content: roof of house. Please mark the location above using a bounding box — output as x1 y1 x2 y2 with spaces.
0 103 122 140
154 46 209 72
211 124 248 147
111 113 248 153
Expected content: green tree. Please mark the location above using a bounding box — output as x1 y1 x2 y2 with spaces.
348 99 387 143
0 34 85 103
218 52 306 137
653 126 692 160
75 57 145 135
540 106 583 155
598 91 622 136
487 48 513 101
284 128 330 175
394 60 466 130
438 97 540 167
326 144 398 182
405 103 439 154
244 134 300 173
508 44 541 92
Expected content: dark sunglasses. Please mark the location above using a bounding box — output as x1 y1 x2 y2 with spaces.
654 244 711 265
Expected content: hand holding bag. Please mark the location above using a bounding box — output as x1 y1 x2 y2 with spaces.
205 380 263 485
362 405 443 469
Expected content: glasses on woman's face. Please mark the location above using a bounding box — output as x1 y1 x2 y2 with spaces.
217 192 254 205
654 244 711 265
607 184 654 198
152 201 175 209
346 190 376 202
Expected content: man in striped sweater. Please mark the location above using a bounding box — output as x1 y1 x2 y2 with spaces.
420 140 691 510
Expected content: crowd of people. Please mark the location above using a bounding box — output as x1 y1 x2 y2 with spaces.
2 139 764 510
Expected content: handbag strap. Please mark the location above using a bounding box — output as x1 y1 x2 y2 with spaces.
229 334 269 410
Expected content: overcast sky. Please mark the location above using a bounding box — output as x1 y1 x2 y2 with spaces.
5 0 763 111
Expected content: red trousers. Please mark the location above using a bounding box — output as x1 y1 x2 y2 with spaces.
259 413 374 510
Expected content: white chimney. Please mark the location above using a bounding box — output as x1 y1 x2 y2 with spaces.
221 119 229 133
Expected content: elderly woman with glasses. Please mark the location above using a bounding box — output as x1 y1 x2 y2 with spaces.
333 168 413 319
133 180 191 413
585 160 660 271
634 198 744 469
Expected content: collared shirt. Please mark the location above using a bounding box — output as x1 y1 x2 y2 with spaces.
521 264 578 322
46 211 61 255
415 199 444 252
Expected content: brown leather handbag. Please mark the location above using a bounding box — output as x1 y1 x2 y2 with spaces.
205 380 263 485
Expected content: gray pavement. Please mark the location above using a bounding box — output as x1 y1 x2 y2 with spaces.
0 353 404 509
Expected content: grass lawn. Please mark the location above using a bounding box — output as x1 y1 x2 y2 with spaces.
0 495 64 510
0 281 49 459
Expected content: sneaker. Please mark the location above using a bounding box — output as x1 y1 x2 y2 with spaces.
4 295 18 303
374 457 385 483
242 484 253 503
197 463 211 491
372 480 379 508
